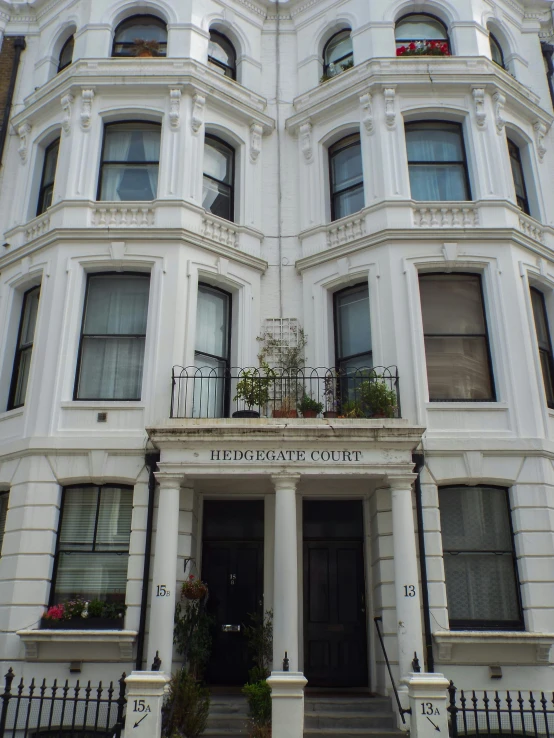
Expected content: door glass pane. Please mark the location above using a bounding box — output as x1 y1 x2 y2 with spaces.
424 336 493 400
336 285 371 359
83 276 150 335
196 285 229 359
419 275 486 334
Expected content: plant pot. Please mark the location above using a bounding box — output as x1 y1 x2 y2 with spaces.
232 410 260 418
183 590 207 601
302 410 318 418
136 50 154 57
273 410 298 418
323 411 338 418
40 617 123 630
371 411 388 418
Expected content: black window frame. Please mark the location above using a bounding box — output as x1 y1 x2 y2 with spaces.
202 134 235 223
530 286 554 409
36 138 60 216
7 285 40 411
489 32 505 69
322 29 353 77
439 484 524 631
507 138 530 215
328 133 364 222
57 35 74 73
395 12 451 52
406 120 472 202
111 14 167 58
333 282 372 373
96 120 161 202
419 272 496 402
50 483 133 607
0 491 8 558
208 30 237 80
73 272 150 402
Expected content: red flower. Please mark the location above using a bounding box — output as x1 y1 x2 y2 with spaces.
409 42 416 50
189 574 195 580
441 44 448 53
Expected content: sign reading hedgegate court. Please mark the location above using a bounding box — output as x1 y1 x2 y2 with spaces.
210 449 363 462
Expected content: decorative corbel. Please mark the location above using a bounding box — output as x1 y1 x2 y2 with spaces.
249 122 263 163
533 120 548 161
80 89 95 131
299 120 313 163
169 88 181 129
492 91 506 134
18 122 31 162
383 87 396 130
191 92 205 134
359 92 374 134
472 88 486 129
61 93 74 135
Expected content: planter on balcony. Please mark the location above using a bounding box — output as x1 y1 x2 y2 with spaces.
40 617 123 630
273 410 298 418
232 410 260 418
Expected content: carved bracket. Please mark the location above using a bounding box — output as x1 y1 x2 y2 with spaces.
492 91 506 134
61 93 74 135
250 122 263 163
169 88 181 129
18 122 31 162
80 89 95 132
360 92 374 134
383 87 396 130
299 120 313 163
191 92 205 134
472 88 486 129
533 120 548 161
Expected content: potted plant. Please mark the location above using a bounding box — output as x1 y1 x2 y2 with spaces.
361 376 397 418
396 41 450 57
181 575 208 601
323 370 339 418
273 395 298 418
338 399 366 418
131 39 161 57
41 598 126 630
233 364 276 418
298 394 324 418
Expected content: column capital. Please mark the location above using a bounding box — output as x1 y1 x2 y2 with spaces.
154 473 183 490
271 474 301 492
386 473 417 490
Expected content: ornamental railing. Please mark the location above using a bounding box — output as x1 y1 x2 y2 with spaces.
170 365 400 420
447 682 554 738
0 668 127 738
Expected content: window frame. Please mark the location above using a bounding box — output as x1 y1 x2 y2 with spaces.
439 484 524 631
73 272 150 402
0 491 8 558
489 32 505 69
405 120 472 202
333 282 372 372
395 12 450 52
507 138 530 215
111 14 167 58
530 286 554 410
7 285 40 411
208 30 237 80
328 133 364 222
322 29 353 77
96 120 161 202
49 483 134 607
36 137 60 216
419 272 496 402
202 134 235 223
57 35 74 73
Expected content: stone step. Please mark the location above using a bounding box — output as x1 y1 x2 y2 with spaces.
304 731 405 738
304 711 396 730
206 714 249 731
305 697 393 713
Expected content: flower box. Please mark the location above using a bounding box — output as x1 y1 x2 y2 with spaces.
40 617 123 631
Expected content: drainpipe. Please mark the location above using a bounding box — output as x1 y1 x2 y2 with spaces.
275 0 283 319
541 42 554 109
0 37 26 170
135 450 160 671
413 452 434 673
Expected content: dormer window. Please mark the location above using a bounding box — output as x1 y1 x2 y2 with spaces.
112 15 167 57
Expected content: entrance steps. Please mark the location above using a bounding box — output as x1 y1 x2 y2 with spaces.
205 693 249 736
304 695 406 738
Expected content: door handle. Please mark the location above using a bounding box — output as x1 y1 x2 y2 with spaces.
221 624 241 632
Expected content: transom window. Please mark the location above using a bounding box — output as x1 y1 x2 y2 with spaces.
98 122 160 202
329 134 364 221
323 30 353 77
439 485 523 630
0 492 8 557
419 273 495 401
395 13 450 56
489 33 505 69
74 274 150 401
8 286 40 411
507 138 530 215
406 121 470 201
208 31 236 79
58 36 74 72
203 136 234 222
52 485 133 604
37 138 60 216
112 15 167 57
194 283 231 417
530 287 554 409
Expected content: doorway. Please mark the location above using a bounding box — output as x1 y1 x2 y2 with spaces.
303 500 368 687
202 500 264 685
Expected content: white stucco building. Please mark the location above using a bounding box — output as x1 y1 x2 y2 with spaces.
0 0 553 733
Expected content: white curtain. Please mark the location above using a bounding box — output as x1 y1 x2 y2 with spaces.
101 127 160 201
407 127 467 201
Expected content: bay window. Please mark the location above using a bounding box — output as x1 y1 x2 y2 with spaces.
74 273 150 401
194 283 231 417
419 273 495 401
37 138 60 215
507 138 530 215
329 135 364 221
98 122 160 202
530 287 554 408
8 286 40 410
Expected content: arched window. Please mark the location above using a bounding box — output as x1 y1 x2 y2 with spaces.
489 32 505 69
329 134 364 221
208 31 236 79
112 15 167 57
323 30 353 78
395 14 450 57
203 136 234 222
58 35 74 73
507 138 530 215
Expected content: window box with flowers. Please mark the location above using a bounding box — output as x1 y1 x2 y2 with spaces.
41 598 126 630
396 41 450 57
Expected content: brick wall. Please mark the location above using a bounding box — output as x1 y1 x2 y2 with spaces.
0 37 18 135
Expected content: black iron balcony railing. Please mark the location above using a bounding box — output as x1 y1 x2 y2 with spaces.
170 365 400 419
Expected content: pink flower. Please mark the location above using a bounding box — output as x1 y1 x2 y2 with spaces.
409 42 417 50
44 604 65 620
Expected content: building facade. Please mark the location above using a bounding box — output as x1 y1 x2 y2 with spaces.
0 0 553 724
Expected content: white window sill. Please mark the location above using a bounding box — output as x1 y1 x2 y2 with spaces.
17 629 138 661
433 631 554 664
0 407 24 422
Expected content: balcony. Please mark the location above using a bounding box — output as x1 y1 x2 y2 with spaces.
170 365 400 419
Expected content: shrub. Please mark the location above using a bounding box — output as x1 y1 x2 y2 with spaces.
242 680 271 727
162 669 210 738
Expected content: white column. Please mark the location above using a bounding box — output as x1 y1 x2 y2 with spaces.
271 474 301 672
147 475 181 674
389 475 425 680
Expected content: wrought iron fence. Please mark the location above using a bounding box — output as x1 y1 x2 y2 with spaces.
448 682 554 738
170 365 400 419
0 668 126 738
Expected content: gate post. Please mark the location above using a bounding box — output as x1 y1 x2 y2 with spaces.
402 672 450 738
267 671 308 738
124 671 170 738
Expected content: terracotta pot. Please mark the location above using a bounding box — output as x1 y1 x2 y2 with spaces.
137 50 154 57
273 409 298 418
302 410 318 418
232 410 260 418
323 411 338 418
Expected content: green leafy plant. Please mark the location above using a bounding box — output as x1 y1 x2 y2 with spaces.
234 363 276 410
132 39 161 57
298 394 323 415
174 599 213 679
360 376 397 417
162 668 210 738
244 610 273 680
242 681 272 732
87 599 104 618
339 399 365 418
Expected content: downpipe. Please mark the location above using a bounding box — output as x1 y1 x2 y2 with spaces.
413 452 434 673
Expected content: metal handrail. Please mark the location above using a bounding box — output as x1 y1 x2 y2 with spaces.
374 616 412 724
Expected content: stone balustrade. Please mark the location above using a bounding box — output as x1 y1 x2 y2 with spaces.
91 205 156 227
202 214 239 248
326 214 366 248
25 214 51 242
413 204 479 228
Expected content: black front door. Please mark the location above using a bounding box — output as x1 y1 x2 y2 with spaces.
303 500 368 687
202 500 264 685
